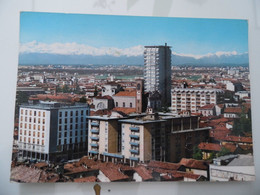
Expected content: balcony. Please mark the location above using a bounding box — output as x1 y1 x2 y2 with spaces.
89 150 99 154
130 126 139 132
130 149 139 154
130 134 139 139
103 152 124 159
91 122 99 127
90 143 99 147
129 142 139 146
90 136 99 141
91 129 99 134
129 157 139 161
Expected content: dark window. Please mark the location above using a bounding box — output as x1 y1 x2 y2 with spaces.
70 131 72 136
130 103 132 108
58 139 61 145
81 117 83 122
65 118 67 123
59 126 62 131
59 133 61 138
123 102 125 107
70 124 73 130
64 139 67 144
70 118 73 123
65 112 68 117
81 130 83 135
116 102 118 107
59 119 62 124
76 118 78 123
76 111 78 116
70 111 73 116
59 112 62 117
75 131 78 136
70 138 72 143
81 124 83 129
64 132 67 137
64 125 67 130
81 110 83 115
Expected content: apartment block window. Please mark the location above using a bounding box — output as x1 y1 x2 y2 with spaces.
59 126 62 131
42 133 44 138
81 110 83 115
70 131 72 136
130 103 132 108
59 132 61 138
28 131 31 136
20 130 22 135
33 132 35 136
25 117 27 122
58 139 61 145
25 110 27 115
38 111 41 117
32 116 35 122
75 137 78 143
81 117 83 122
38 125 40 131
21 116 23 121
21 109 23 114
86 110 88 115
20 123 23 128
123 102 125 107
70 124 73 130
59 119 62 124
64 125 67 130
76 118 78 123
70 111 73 116
37 132 40 137
64 139 67 144
29 117 32 122
70 138 72 143
42 140 44 145
75 124 78 129
20 137 22 141
25 124 27 128
34 111 36 116
75 131 78 136
29 124 31 129
38 118 41 123
64 132 67 137
59 112 62 117
42 126 45 131
116 102 118 107
76 111 78 116
65 118 67 124
37 139 39 144
80 124 83 129
65 112 68 117
33 138 35 144
24 130 26 135
29 110 32 116
70 118 73 123
43 112 45 117
33 124 36 130
43 119 45 124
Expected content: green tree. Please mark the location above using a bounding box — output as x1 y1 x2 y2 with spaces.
216 147 230 157
79 96 87 103
62 84 70 93
232 107 252 136
192 146 202 160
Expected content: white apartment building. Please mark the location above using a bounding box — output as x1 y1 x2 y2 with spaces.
171 88 224 114
144 44 172 106
18 101 90 162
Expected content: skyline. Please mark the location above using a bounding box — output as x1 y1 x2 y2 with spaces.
20 12 248 58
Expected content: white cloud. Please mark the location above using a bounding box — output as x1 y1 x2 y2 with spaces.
20 41 144 57
20 41 246 58
172 51 246 59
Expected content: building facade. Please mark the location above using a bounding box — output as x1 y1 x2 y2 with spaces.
144 44 172 106
18 101 90 162
171 88 224 114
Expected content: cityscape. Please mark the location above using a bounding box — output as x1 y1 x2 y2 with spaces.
10 12 254 183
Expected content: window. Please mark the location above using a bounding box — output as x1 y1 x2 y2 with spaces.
25 123 27 128
64 132 67 137
59 119 62 124
33 132 35 136
43 112 45 117
24 130 26 135
34 111 36 116
29 110 32 116
21 109 23 114
64 139 67 144
75 131 78 136
64 126 67 130
75 124 78 129
38 111 41 117
75 137 78 143
38 125 40 131
81 110 83 115
25 110 27 115
42 133 44 138
130 103 132 108
70 124 73 130
76 111 78 116
29 131 31 136
70 131 72 136
42 126 45 131
76 118 78 123
59 126 61 131
20 130 22 135
33 124 36 130
123 102 125 107
21 116 23 121
70 138 72 143
38 118 41 123
29 117 32 122
42 140 44 145
37 132 40 137
29 124 31 129
20 123 23 128
37 139 39 144
116 102 118 107
20 137 22 141
65 112 68 117
81 117 83 122
59 112 62 117
70 118 73 123
25 117 27 122
24 137 26 142
58 139 61 145
59 133 61 138
65 118 67 124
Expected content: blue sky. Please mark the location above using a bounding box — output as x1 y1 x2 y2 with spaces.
20 12 248 55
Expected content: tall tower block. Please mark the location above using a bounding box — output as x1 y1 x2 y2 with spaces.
144 43 172 106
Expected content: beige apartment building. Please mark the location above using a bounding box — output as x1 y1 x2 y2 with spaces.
171 88 224 114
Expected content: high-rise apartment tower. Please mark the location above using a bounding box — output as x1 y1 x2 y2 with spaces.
144 43 172 106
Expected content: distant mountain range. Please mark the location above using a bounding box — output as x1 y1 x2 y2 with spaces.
19 52 249 66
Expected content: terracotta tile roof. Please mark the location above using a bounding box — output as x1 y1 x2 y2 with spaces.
239 144 253 151
223 143 237 153
34 162 48 169
74 176 97 182
198 142 222 152
112 107 136 114
133 165 153 181
98 164 129 182
113 91 136 97
179 158 208 170
214 135 252 143
147 161 181 171
94 95 113 100
224 107 242 114
199 104 215 110
11 166 42 183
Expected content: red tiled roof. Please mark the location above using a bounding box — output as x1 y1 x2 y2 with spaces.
179 158 208 170
147 161 181 171
199 104 215 110
113 91 136 97
198 142 222 152
224 107 242 114
223 143 237 153
74 176 97 182
112 107 136 114
94 95 113 100
214 135 252 143
133 166 153 181
99 166 129 182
